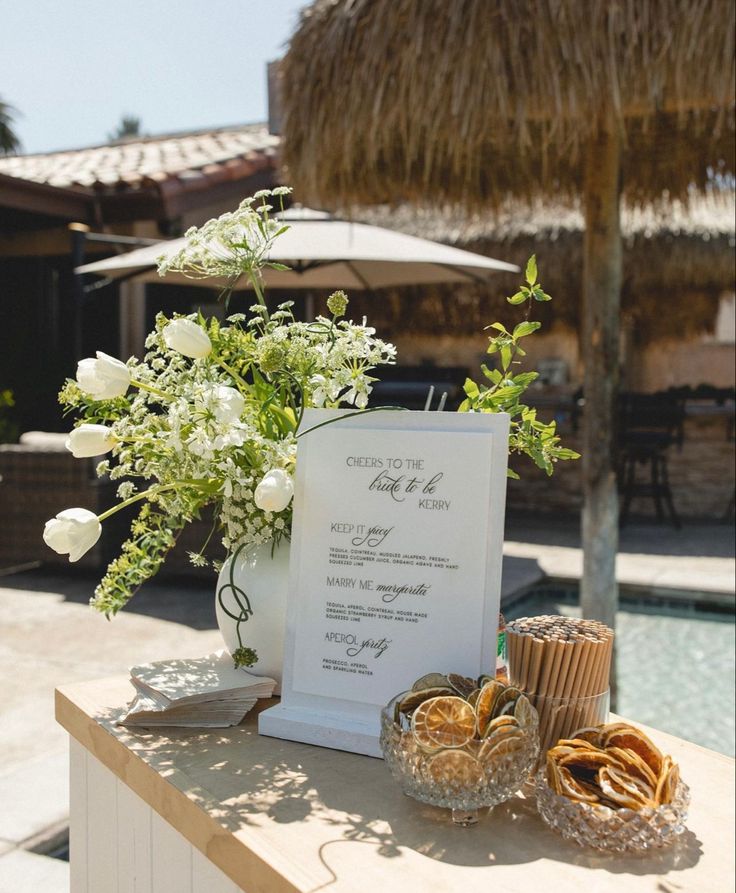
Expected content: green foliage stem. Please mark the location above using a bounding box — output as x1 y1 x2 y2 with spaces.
458 256 580 478
90 505 184 617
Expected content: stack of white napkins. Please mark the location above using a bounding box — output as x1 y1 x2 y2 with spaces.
119 650 277 729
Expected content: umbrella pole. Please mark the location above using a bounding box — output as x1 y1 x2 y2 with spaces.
305 291 316 321
580 117 622 661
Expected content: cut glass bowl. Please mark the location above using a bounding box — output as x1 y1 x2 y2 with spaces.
535 768 690 853
380 692 539 824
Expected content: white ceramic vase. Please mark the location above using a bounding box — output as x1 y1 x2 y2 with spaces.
215 539 290 692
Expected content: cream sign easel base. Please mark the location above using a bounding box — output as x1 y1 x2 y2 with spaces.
259 409 509 757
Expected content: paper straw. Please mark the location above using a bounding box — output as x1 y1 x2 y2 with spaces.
573 636 594 697
546 639 565 697
527 638 544 695
551 641 574 699
536 637 558 698
562 638 585 699
518 633 532 691
506 630 516 682
594 632 613 695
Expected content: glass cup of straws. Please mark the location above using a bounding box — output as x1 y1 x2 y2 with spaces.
505 614 614 762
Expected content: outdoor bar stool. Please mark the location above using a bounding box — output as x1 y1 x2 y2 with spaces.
617 391 686 529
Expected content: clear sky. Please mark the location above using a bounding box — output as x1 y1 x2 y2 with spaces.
0 0 308 154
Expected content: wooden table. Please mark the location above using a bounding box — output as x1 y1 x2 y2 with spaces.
56 677 735 893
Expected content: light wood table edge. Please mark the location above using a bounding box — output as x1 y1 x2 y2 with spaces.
55 679 736 893
55 682 310 893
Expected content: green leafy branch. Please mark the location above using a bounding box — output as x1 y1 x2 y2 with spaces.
90 504 185 617
459 256 580 478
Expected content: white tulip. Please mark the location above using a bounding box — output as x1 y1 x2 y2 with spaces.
76 352 130 399
163 318 212 358
211 385 245 425
66 424 116 458
254 469 294 513
43 508 102 562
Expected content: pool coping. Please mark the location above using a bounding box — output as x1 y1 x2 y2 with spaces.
501 574 735 613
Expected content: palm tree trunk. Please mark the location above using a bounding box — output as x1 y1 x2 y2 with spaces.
581 118 623 637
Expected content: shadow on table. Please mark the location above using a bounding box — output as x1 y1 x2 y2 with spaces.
100 701 702 883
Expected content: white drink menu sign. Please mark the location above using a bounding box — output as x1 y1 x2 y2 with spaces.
259 409 509 757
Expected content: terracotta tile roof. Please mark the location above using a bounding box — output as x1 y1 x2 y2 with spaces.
0 123 279 192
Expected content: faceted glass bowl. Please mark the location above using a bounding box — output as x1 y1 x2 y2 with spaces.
380 691 539 821
535 768 691 853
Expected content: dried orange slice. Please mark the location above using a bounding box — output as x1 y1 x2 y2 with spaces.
556 766 600 803
475 681 503 733
411 696 476 751
601 725 663 775
607 766 656 804
570 726 605 746
559 748 625 776
546 755 563 794
426 749 484 788
598 766 651 810
600 721 639 737
556 737 602 750
547 740 592 762
655 757 680 805
607 746 658 789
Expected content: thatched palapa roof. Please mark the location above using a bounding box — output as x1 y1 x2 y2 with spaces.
355 194 735 291
343 194 735 341
282 0 735 207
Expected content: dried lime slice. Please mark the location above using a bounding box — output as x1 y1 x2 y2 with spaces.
475 680 504 734
491 686 522 719
478 728 524 762
513 694 536 730
481 715 519 739
447 673 476 699
466 688 482 709
399 686 454 715
411 672 450 692
411 695 477 750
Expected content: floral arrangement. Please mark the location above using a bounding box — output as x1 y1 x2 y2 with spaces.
43 189 396 631
43 188 577 667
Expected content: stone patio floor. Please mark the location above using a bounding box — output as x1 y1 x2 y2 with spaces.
0 517 733 892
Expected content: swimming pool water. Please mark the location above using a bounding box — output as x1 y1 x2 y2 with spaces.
506 588 735 757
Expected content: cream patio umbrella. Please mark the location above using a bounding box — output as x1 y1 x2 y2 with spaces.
279 0 735 633
76 207 519 291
